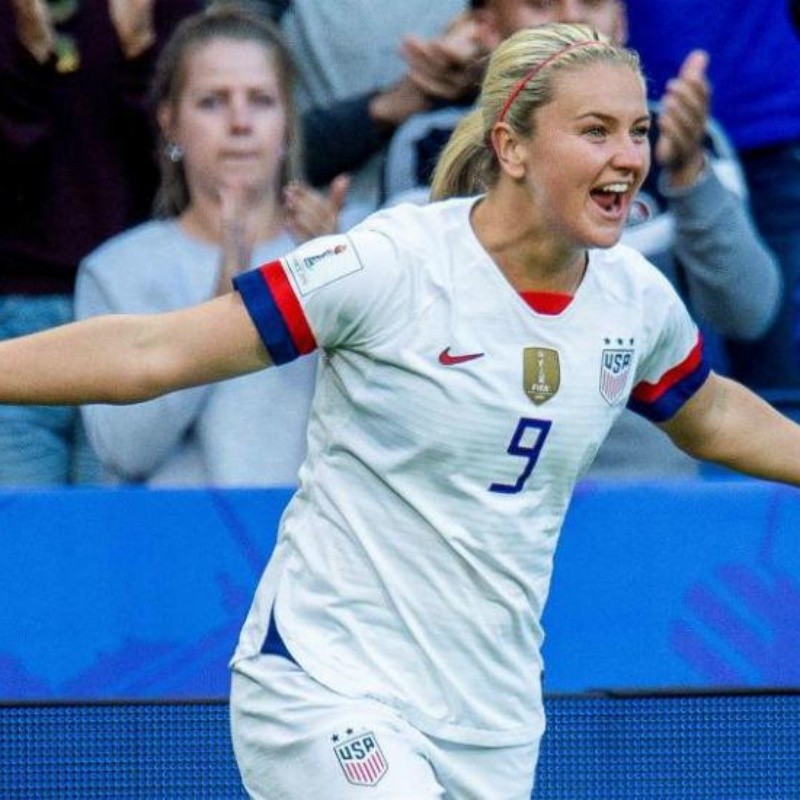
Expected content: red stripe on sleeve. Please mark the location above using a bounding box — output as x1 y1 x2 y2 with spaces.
261 260 317 355
632 336 704 403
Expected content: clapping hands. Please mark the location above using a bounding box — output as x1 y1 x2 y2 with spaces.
10 0 55 63
216 181 260 295
400 12 486 103
213 175 350 295
11 0 156 62
655 50 711 187
284 174 351 244
108 0 156 58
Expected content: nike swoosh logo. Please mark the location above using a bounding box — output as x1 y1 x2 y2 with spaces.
438 347 485 366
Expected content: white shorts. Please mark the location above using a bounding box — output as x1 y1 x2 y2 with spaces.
230 654 539 800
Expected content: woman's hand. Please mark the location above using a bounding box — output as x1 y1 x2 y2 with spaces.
215 182 257 296
284 174 350 243
108 0 156 59
400 13 485 103
10 0 55 63
656 50 710 188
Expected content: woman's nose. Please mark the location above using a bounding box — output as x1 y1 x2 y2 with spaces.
611 136 649 173
229 97 253 131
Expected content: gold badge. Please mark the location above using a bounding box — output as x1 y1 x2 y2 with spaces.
524 347 560 405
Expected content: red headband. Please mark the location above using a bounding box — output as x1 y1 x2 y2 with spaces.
496 39 604 124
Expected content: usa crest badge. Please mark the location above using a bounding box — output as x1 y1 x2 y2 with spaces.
599 341 634 404
524 347 560 405
334 730 388 787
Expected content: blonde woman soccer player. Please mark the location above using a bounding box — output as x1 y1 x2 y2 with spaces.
1 23 799 800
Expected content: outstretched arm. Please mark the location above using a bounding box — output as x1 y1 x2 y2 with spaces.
0 292 271 406
661 372 800 486
75 256 216 479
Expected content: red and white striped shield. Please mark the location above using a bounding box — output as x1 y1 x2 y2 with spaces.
599 348 633 405
334 731 388 786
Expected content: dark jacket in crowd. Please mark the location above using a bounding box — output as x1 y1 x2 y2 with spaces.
0 0 200 295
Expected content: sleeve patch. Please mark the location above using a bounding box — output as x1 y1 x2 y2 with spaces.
284 235 363 296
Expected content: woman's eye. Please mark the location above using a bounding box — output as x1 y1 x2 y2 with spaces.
198 95 223 109
252 93 276 107
631 126 651 141
584 127 606 139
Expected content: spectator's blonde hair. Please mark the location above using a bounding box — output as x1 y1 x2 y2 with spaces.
430 22 642 199
150 1 302 218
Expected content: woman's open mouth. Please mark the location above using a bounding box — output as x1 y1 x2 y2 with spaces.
589 181 632 220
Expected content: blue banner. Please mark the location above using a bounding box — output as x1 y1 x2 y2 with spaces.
1 480 799 700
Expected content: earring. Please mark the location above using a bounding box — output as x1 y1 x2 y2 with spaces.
165 142 184 163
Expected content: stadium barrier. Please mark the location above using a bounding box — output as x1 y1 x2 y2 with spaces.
2 690 798 799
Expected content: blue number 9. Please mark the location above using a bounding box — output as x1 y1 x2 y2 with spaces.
489 417 552 495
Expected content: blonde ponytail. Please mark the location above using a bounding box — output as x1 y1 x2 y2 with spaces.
430 108 496 200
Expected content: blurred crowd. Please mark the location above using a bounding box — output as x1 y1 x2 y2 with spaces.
1 0 799 487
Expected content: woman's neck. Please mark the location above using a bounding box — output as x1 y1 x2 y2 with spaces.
471 188 587 295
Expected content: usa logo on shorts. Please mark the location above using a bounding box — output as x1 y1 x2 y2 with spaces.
333 731 388 786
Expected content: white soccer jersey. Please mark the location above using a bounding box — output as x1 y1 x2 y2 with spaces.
231 197 709 746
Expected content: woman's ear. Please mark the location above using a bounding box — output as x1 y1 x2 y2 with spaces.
156 103 175 143
490 123 527 180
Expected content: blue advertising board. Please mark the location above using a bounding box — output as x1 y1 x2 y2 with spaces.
1 480 798 700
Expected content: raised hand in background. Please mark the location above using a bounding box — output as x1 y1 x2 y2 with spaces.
9 0 55 63
108 0 156 58
12 0 159 63
284 174 350 245
216 181 260 296
400 12 486 103
655 49 711 188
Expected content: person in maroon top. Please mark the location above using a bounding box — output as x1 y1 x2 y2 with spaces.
0 0 200 484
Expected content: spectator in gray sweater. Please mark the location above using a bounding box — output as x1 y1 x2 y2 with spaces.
76 4 346 486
